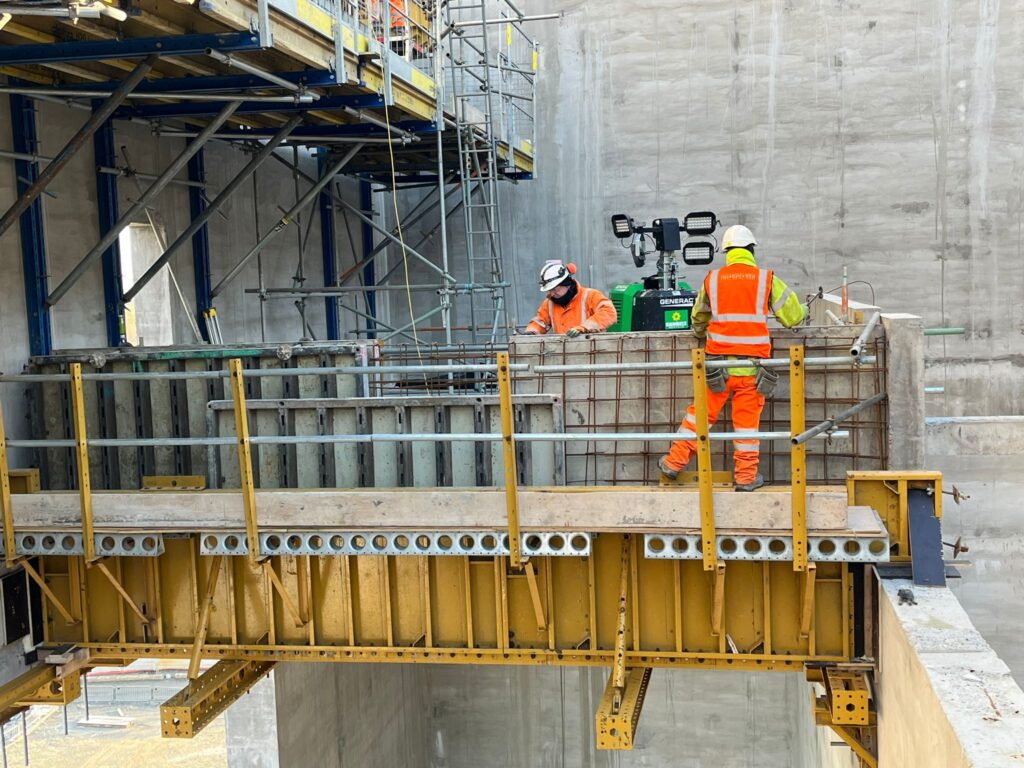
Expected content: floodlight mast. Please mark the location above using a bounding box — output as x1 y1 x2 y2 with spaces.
610 211 718 289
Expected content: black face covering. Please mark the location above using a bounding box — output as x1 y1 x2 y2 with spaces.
550 278 578 307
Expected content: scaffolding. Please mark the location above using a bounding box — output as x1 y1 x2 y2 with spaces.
0 0 552 354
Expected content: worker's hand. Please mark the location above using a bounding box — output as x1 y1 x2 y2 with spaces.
521 330 539 336
566 326 586 338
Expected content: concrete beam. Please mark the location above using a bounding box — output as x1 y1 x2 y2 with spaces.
881 314 926 470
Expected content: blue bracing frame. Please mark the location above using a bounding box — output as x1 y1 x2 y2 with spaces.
116 94 386 120
0 32 261 66
61 69 345 95
359 178 376 337
188 150 213 342
318 152 340 340
92 110 124 347
9 92 52 355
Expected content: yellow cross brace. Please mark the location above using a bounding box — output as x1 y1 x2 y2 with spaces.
69 363 96 562
228 359 261 564
0 400 15 568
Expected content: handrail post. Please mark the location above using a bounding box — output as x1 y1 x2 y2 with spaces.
228 359 261 565
69 363 96 562
496 352 522 568
691 348 717 571
0 401 14 567
789 345 807 571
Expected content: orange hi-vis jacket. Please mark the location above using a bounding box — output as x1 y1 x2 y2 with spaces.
703 263 774 358
525 285 618 335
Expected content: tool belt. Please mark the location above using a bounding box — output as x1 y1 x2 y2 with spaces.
755 366 779 398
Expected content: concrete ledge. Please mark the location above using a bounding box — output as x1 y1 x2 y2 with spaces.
925 416 1024 457
879 579 1024 767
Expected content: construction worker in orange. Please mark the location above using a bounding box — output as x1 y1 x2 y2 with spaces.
523 260 618 336
658 225 806 491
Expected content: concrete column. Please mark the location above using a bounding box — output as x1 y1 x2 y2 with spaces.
881 313 926 470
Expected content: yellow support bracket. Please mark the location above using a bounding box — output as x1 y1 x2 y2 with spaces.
7 469 39 495
496 352 522 569
808 665 877 767
161 659 276 738
800 563 817 639
69 363 97 562
263 560 307 630
789 345 808 571
711 562 727 637
21 559 77 625
93 560 153 626
595 667 652 750
228 359 261 564
0 665 57 713
691 348 717 571
523 561 547 631
846 471 942 560
142 475 206 491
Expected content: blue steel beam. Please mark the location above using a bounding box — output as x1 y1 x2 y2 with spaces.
115 94 385 120
0 32 261 66
58 70 345 95
188 151 212 342
359 177 376 338
150 122 438 140
9 92 52 355
318 152 340 339
92 109 124 347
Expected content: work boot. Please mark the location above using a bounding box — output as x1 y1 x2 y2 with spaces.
657 456 680 480
734 474 764 492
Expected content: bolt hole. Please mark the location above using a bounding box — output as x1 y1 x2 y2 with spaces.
549 534 565 550
41 535 56 551
720 538 737 554
744 539 761 555
459 535 475 552
437 535 452 551
373 535 388 551
817 540 837 556
768 539 786 554
225 535 240 551
351 535 365 551
672 538 689 553
415 535 431 551
525 534 542 551
868 540 886 555
308 535 323 550
287 535 302 551
266 535 281 549
330 535 345 551
100 536 114 551
481 534 497 551
394 535 409 551
649 538 665 553
122 536 135 552
844 541 861 556
571 535 588 552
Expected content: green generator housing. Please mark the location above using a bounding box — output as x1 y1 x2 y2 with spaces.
609 281 696 332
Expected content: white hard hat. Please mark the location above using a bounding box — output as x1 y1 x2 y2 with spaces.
721 225 757 251
538 260 572 292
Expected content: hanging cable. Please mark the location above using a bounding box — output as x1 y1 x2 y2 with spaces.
381 88 425 365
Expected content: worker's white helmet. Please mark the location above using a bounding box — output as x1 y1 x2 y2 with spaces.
538 260 575 292
721 225 757 251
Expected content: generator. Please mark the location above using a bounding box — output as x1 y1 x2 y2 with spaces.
607 211 718 332
609 282 697 332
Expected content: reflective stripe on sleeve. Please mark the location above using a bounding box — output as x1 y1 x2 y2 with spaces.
771 287 796 313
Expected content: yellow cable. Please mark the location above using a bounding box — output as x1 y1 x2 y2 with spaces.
381 89 424 364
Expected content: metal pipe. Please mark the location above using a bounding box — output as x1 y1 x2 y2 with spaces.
791 393 887 445
849 312 882 357
7 430 849 450
343 106 416 140
453 13 561 27
0 55 156 239
924 327 966 336
204 49 302 92
0 149 209 190
533 355 877 375
925 415 1024 425
924 386 945 394
156 130 397 145
46 99 241 308
246 283 509 296
210 144 364 299
122 115 303 303
824 309 845 326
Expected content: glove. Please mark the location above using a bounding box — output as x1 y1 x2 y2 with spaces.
566 326 586 338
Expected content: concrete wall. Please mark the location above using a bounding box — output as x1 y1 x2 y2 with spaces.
228 662 850 768
877 578 1024 766
484 0 1024 416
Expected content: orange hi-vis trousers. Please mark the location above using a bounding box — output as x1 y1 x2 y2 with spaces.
663 375 765 484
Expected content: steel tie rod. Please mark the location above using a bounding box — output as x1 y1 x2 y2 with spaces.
791 393 888 445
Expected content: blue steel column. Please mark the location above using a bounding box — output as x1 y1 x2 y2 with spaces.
188 150 212 341
92 106 124 347
318 151 340 339
9 92 52 355
359 177 376 337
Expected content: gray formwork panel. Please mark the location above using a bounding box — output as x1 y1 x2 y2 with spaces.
209 394 565 489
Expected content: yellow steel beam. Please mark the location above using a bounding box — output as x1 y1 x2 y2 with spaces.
7 468 39 495
496 352 522 568
595 667 652 750
69 363 96 562
161 660 276 738
189 554 225 680
789 345 807 571
800 563 817 639
22 559 77 626
523 561 547 631
0 666 56 713
612 535 630 705
18 669 81 706
691 348 717 571
0 400 14 567
228 359 261 564
93 560 153 627
711 562 726 637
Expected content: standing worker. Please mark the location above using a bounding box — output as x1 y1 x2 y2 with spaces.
658 225 806 491
523 260 618 336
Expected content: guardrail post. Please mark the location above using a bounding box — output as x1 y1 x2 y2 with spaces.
692 348 717 571
228 359 261 565
69 363 96 562
0 401 14 567
496 352 522 568
789 345 807 571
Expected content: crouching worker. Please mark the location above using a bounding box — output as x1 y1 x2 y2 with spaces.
658 225 806 491
523 261 617 336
